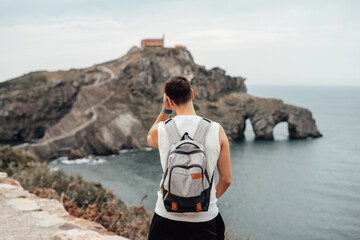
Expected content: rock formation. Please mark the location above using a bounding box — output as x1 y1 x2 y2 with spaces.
0 172 128 240
0 46 322 161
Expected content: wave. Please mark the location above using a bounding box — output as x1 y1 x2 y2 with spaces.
51 156 107 165
118 147 154 153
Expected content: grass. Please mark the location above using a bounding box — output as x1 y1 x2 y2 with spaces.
0 72 47 94
207 103 218 109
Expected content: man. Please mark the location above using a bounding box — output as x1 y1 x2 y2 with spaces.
147 76 232 240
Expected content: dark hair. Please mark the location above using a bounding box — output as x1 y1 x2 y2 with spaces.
164 76 192 105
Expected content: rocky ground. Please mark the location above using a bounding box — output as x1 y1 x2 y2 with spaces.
0 172 128 240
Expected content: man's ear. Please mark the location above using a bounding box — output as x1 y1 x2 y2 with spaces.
191 88 194 100
167 96 175 107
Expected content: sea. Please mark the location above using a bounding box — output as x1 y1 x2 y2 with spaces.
4 86 360 240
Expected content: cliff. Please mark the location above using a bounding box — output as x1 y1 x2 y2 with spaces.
0 46 322 161
0 145 151 239
0 172 129 240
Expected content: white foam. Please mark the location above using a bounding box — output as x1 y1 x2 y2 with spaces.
49 156 68 165
59 157 106 165
118 149 136 153
118 147 154 153
50 167 60 172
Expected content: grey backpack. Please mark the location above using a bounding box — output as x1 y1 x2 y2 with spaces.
158 117 214 212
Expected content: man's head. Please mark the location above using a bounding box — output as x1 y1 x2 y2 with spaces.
163 76 193 106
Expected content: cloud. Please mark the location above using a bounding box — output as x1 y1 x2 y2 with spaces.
0 1 359 85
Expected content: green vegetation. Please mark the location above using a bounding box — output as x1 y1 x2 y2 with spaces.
194 103 200 110
207 103 218 109
0 144 36 174
0 73 47 94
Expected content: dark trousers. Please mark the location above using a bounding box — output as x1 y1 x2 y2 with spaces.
148 212 225 240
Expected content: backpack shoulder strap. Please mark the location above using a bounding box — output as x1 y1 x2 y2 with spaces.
164 117 181 145
193 117 212 145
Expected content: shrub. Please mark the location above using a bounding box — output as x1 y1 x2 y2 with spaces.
207 103 218 109
0 145 37 175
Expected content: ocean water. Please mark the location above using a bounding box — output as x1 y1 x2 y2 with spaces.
42 86 359 239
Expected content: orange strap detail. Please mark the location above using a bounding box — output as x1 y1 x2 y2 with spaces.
172 202 177 211
196 203 202 212
158 183 163 191
191 173 202 179
164 192 169 200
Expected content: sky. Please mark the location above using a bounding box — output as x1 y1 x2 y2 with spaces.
0 0 359 86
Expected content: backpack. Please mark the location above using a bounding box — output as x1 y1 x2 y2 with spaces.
158 117 214 212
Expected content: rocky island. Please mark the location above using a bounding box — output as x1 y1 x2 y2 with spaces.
0 45 322 161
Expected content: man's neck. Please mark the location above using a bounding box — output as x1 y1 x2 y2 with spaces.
174 102 197 116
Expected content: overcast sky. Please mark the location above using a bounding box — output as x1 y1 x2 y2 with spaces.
0 0 359 85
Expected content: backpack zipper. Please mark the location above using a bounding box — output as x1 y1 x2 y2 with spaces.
169 149 205 155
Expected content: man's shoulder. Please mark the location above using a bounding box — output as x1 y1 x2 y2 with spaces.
160 116 221 130
157 121 165 130
203 117 220 125
198 116 221 128
171 115 221 127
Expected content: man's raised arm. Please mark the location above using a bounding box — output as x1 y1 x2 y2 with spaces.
147 93 172 147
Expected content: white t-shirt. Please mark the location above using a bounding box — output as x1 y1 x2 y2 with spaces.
155 115 221 222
